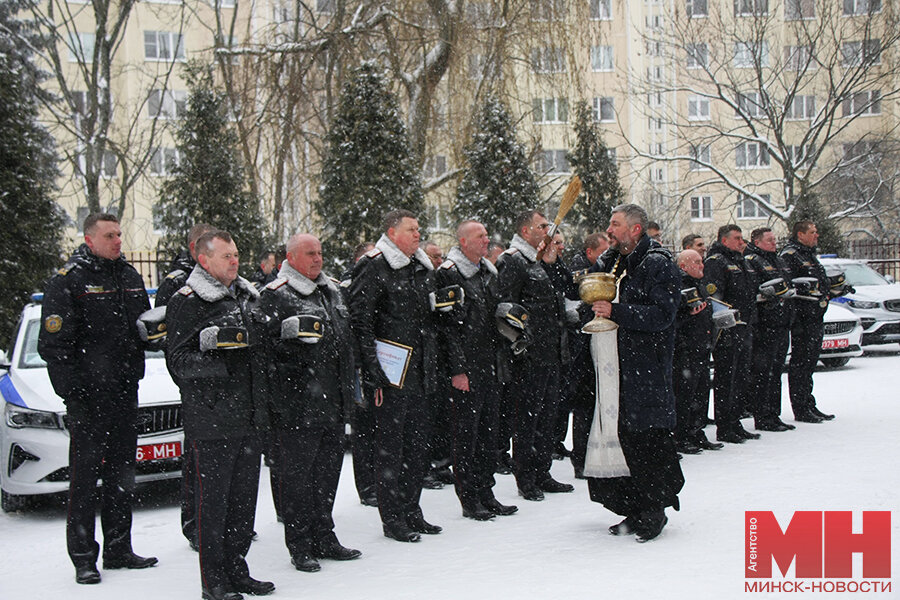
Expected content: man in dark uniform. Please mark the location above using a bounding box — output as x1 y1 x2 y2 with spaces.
38 213 157 584
254 233 361 572
744 228 796 432
436 220 518 520
681 234 707 258
154 222 215 550
673 249 723 453
781 220 835 422
587 203 684 543
251 250 278 288
562 232 609 477
348 210 441 543
704 224 761 444
496 210 573 501
166 230 273 600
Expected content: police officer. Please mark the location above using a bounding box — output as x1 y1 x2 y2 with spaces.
744 228 796 432
436 220 518 520
496 210 573 501
704 224 761 444
38 213 157 584
673 250 722 453
154 222 215 551
781 220 835 423
254 233 361 571
166 230 273 600
348 210 441 543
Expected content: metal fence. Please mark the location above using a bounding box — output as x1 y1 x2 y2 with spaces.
124 251 171 291
846 240 900 281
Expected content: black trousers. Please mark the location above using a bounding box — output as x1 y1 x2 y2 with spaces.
713 325 752 436
507 361 561 490
374 383 433 527
450 369 499 508
565 354 595 475
276 425 343 557
497 382 514 459
429 380 453 468
587 428 684 517
750 326 790 422
351 380 377 503
673 346 711 442
193 436 261 591
789 317 824 416
66 388 138 568
181 436 197 544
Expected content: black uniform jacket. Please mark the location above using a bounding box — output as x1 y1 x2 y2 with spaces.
434 246 501 379
253 263 355 429
38 244 150 402
744 242 794 328
165 265 265 441
155 252 195 307
496 234 570 367
675 274 714 354
348 234 438 392
591 235 681 431
704 241 759 326
780 238 829 322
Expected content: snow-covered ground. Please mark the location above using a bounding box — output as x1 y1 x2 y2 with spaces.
2 349 899 600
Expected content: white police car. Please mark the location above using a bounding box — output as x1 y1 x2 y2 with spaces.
0 299 183 511
818 302 864 368
820 257 900 346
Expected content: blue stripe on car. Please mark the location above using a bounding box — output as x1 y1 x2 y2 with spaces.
0 374 27 408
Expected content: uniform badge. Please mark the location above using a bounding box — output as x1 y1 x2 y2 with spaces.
57 266 69 276
314 321 321 331
44 314 63 333
706 283 717 295
819 298 828 308
236 331 244 343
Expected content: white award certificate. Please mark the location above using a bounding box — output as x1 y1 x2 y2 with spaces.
375 339 413 389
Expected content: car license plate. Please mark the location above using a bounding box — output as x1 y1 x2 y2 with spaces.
822 338 849 350
136 441 182 462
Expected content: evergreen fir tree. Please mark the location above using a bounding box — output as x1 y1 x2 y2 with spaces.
0 0 65 347
788 191 845 254
567 100 624 236
454 96 540 241
155 62 270 271
316 63 424 270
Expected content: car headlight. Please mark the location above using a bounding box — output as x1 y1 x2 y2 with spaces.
4 403 63 430
847 299 879 310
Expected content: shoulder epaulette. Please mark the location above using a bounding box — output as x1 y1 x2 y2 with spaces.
364 248 382 258
177 285 194 296
166 269 186 280
502 248 519 256
265 277 288 291
782 248 796 255
706 254 721 261
328 276 340 285
57 261 77 276
438 259 456 270
340 278 352 288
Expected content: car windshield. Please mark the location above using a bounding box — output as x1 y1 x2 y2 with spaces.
17 318 164 369
840 263 889 286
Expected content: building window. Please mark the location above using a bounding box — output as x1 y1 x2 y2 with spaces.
688 95 710 120
593 97 615 122
690 144 711 170
786 95 815 120
148 90 188 119
76 206 91 232
736 92 764 117
686 0 708 17
590 45 614 72
531 47 566 73
468 54 499 80
843 0 880 16
737 194 770 219
144 31 185 61
589 0 612 20
842 39 881 67
68 32 95 63
536 149 569 174
686 43 708 69
317 0 335 14
784 44 814 70
150 147 181 176
785 0 814 18
842 90 881 116
842 141 878 163
690 195 712 220
645 14 663 28
531 0 567 21
734 0 767 16
734 41 768 68
533 97 568 123
736 141 769 168
649 116 664 131
423 155 447 179
786 144 813 167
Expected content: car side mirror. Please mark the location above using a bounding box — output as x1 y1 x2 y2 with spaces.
0 350 10 372
885 274 896 284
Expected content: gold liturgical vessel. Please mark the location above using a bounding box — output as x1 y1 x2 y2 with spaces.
576 272 618 333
